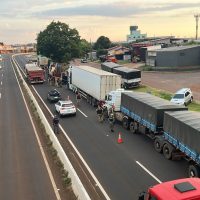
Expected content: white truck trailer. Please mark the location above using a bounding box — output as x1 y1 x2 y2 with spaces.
68 65 121 106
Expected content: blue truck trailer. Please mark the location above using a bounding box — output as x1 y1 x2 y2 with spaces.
158 110 200 177
110 92 200 177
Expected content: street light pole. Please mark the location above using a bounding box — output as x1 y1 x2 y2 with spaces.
194 14 200 40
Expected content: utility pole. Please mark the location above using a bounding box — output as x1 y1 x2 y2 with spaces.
194 14 200 40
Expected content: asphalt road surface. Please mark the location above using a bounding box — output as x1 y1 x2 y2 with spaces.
0 55 59 200
15 55 191 200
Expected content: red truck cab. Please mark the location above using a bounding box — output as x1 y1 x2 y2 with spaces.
139 178 200 200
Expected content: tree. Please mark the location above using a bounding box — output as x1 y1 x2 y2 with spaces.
37 21 81 63
79 39 91 58
93 36 112 50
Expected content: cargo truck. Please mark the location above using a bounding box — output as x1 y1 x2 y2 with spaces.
139 178 200 200
25 63 45 84
106 90 200 177
105 91 200 177
37 55 48 69
101 62 141 89
68 65 121 106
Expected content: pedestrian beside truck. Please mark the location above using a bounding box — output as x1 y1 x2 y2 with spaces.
75 90 82 106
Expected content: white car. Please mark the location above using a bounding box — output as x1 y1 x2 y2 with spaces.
55 100 76 116
170 88 193 106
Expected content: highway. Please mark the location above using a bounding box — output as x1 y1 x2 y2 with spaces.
0 55 59 200
15 54 189 200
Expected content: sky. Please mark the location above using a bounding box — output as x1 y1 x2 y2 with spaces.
0 0 200 44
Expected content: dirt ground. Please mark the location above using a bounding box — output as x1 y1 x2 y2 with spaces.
72 60 200 102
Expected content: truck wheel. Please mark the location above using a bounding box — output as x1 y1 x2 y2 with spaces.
163 143 174 160
122 117 129 130
154 137 163 153
189 165 200 177
130 121 138 134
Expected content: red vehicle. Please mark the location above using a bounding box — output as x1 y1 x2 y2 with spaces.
107 55 117 63
25 63 45 84
139 178 200 200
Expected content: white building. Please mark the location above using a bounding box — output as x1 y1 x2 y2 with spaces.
127 26 147 43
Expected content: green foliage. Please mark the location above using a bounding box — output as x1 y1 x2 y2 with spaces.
37 21 81 63
96 49 108 57
79 39 91 57
93 36 112 50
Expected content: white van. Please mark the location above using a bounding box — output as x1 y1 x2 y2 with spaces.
170 88 193 106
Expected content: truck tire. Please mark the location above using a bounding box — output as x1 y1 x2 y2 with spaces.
163 143 175 160
130 121 138 134
122 117 129 130
154 137 163 153
188 165 200 177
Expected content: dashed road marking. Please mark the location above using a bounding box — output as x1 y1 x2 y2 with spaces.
0 93 1 99
77 108 88 117
1 81 2 85
136 161 162 184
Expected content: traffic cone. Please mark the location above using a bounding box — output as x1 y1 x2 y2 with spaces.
117 132 123 144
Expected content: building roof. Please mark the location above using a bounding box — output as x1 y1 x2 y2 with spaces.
156 45 200 52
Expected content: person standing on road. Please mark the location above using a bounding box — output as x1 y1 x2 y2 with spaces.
108 112 115 132
53 115 59 134
96 105 104 122
76 90 81 106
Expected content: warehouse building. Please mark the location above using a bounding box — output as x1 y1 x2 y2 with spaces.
146 45 200 67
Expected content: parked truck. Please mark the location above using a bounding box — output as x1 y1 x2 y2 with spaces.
25 63 45 84
105 90 200 177
68 65 121 106
37 55 48 69
139 178 200 200
101 62 141 88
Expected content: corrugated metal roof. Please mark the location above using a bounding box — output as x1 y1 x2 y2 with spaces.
156 45 200 52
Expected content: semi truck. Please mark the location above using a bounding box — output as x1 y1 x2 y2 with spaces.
25 63 45 84
37 55 48 69
139 178 200 200
68 65 121 106
105 90 200 177
101 62 141 88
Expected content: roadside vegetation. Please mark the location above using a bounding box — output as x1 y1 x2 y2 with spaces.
133 85 200 112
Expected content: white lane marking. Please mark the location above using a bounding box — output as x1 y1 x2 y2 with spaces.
1 81 2 85
2 74 3 77
13 55 111 200
77 108 88 117
0 93 1 99
11 57 61 200
136 161 162 184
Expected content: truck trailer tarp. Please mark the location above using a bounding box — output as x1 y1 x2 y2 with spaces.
113 67 141 79
164 111 200 154
121 92 187 127
101 62 122 73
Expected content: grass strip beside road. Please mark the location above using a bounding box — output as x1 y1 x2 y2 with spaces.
133 85 200 112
